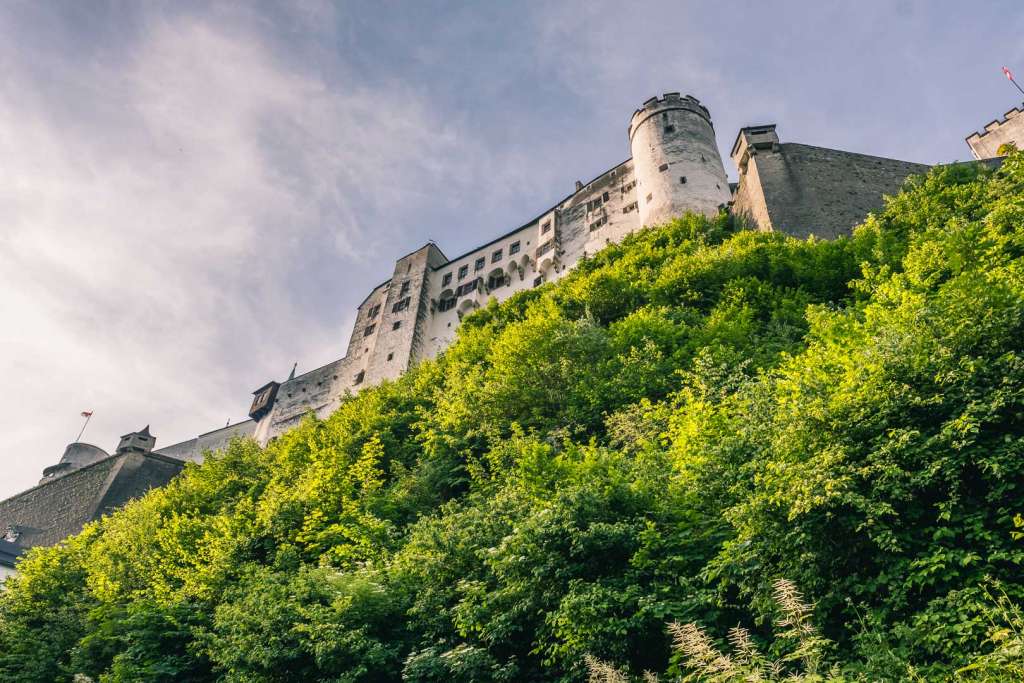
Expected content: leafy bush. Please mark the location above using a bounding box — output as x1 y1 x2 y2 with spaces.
4 154 1024 681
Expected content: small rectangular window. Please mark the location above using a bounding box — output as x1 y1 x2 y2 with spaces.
659 163 669 172
458 265 468 280
533 276 543 287
367 304 381 318
392 320 402 330
664 125 676 134
392 297 410 313
680 176 687 184
442 272 452 286
455 280 478 297
400 281 410 295
387 352 394 361
363 323 376 337
646 193 653 203
491 248 502 263
354 370 365 385
541 220 551 234
509 241 520 255
475 257 485 271
602 191 609 202
438 296 456 312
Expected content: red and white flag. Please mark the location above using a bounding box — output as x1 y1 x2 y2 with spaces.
80 411 93 418
1004 66 1015 81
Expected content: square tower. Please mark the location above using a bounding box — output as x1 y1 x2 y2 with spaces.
966 104 1024 159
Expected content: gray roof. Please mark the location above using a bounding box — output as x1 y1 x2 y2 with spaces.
0 451 183 568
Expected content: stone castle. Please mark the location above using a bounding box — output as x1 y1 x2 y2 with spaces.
2 92 1023 577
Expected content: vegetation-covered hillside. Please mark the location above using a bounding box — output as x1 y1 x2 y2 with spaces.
4 155 1024 682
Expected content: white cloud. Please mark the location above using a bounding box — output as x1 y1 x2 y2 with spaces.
0 10 472 498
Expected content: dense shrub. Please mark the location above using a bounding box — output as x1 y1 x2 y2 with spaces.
3 154 1024 681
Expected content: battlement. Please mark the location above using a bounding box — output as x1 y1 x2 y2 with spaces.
965 104 1024 160
629 93 712 140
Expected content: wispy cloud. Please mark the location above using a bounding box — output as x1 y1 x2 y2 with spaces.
0 5 476 495
2 0 1022 499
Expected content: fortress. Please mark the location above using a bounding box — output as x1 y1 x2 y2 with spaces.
2 92 1023 577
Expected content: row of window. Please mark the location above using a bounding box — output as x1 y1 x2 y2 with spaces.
440 240 523 287
436 270 530 314
589 215 608 231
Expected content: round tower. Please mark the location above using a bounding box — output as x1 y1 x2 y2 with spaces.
628 93 732 227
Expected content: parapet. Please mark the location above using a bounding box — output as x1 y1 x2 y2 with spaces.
629 93 713 140
965 104 1024 160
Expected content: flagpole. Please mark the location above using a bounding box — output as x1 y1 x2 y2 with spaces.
76 413 92 442
1004 67 1024 97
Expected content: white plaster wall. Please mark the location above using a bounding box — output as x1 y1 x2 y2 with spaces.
629 94 731 227
966 107 1024 160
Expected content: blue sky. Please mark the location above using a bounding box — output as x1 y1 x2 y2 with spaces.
1 0 1022 499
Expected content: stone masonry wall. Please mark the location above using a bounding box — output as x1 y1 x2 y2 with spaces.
735 143 929 239
0 457 120 547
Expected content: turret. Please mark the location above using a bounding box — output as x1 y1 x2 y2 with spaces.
628 93 732 227
115 425 156 455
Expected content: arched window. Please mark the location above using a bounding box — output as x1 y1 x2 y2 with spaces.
437 288 456 312
486 268 507 291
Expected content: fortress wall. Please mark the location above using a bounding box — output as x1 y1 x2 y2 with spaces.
155 419 256 463
0 457 121 547
93 452 184 513
346 281 392 358
260 356 354 439
740 143 929 239
420 220 539 359
560 160 641 266
153 438 198 461
418 161 642 361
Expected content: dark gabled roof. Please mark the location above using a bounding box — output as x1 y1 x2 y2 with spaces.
0 451 184 567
